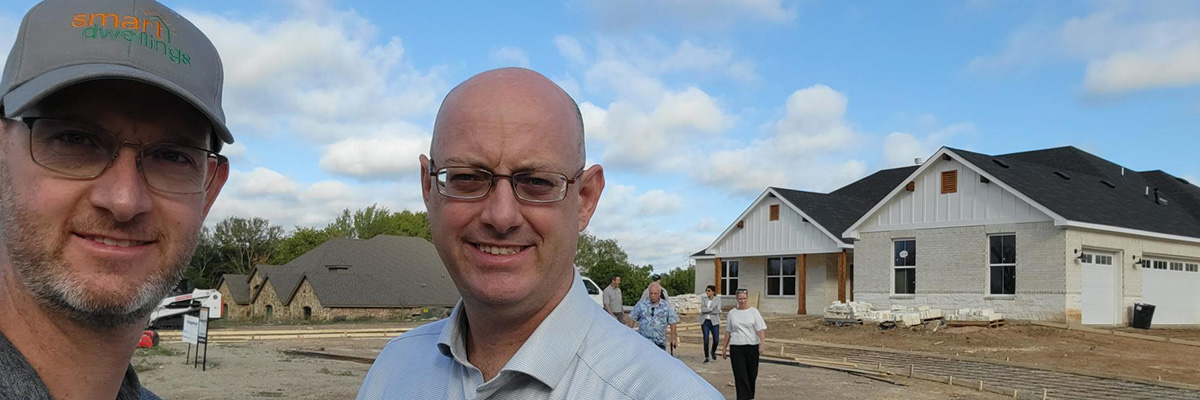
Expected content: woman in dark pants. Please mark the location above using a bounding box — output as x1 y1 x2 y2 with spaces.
722 289 766 400
700 285 722 363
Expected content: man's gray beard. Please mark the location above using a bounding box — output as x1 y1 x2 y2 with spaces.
0 164 197 331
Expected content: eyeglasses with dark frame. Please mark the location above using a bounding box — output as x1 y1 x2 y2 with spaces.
429 162 584 203
16 117 227 195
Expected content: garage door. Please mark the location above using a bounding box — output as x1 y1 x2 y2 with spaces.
1141 259 1200 325
1080 252 1118 325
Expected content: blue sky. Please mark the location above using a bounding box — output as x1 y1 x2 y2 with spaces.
2 0 1197 271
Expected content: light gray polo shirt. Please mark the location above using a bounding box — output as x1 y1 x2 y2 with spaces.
357 272 721 399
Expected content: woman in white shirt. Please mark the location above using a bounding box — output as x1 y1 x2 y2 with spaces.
721 288 765 400
699 285 721 363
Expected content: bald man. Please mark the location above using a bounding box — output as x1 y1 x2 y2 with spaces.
357 68 720 399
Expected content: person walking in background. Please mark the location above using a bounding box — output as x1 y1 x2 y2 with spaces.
699 285 722 363
602 275 624 324
630 282 678 351
723 288 766 400
639 274 669 303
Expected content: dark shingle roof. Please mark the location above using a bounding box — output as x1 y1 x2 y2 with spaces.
772 166 918 244
950 146 1200 239
304 273 396 307
219 274 251 305
264 235 459 307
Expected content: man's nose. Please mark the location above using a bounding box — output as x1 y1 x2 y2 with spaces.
478 177 524 235
87 148 153 222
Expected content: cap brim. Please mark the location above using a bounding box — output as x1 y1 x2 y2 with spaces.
1 63 234 146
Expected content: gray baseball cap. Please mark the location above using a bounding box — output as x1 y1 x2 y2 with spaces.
0 0 233 148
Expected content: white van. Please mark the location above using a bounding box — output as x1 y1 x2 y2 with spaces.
581 276 603 307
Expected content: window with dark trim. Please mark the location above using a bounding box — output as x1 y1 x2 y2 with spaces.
941 170 958 194
766 257 797 296
769 204 780 221
721 260 740 296
989 235 1016 295
893 240 916 294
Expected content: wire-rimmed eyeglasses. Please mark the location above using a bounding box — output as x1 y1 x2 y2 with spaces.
17 117 226 195
429 162 583 203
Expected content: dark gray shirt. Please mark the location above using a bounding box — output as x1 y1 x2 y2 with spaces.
0 331 160 400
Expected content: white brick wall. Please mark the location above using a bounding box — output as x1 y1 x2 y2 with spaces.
855 222 1068 321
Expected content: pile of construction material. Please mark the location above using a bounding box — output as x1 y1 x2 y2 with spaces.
946 308 1003 322
669 294 702 314
823 301 874 321
886 305 944 327
825 302 952 327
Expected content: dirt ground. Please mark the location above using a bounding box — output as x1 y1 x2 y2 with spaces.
762 315 1200 385
136 325 1005 399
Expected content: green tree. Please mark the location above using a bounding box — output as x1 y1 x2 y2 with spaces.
212 216 284 276
269 226 340 265
184 226 224 289
577 232 651 306
659 265 696 297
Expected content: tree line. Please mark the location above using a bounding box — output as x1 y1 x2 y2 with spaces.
186 206 694 306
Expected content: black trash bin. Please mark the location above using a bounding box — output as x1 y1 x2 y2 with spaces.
1131 303 1155 330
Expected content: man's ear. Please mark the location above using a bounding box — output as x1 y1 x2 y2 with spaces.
201 161 230 218
420 154 433 205
576 164 605 232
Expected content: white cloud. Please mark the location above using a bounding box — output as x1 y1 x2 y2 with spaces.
583 0 796 31
489 46 531 67
588 185 711 271
235 168 299 197
319 133 430 179
882 122 975 167
691 218 717 232
583 87 731 168
1083 43 1200 94
771 85 857 154
209 171 425 230
636 190 683 216
183 5 446 143
969 3 1200 95
662 40 758 82
554 35 587 65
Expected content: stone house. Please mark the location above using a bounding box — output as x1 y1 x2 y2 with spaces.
843 147 1200 325
218 235 460 321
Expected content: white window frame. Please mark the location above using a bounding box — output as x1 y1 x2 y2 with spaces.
988 234 1017 296
893 239 916 296
1187 263 1199 273
721 260 740 296
765 257 797 297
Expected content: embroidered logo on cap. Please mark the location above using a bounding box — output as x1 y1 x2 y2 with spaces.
70 11 191 65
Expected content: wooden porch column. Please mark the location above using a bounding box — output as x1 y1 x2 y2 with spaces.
798 254 807 315
714 258 722 294
837 250 847 302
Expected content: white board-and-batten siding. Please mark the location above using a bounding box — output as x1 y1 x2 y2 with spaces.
859 159 1051 233
710 197 842 257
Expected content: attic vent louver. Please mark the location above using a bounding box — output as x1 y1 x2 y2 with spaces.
992 159 1010 168
1054 171 1071 180
1100 180 1116 189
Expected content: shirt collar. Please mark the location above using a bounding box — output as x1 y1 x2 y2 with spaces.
435 272 594 389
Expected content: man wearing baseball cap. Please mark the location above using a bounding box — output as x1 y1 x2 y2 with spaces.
0 0 232 398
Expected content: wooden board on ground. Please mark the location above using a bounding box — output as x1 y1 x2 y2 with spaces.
946 319 1005 328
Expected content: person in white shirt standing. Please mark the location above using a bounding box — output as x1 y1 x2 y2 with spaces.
722 288 766 400
699 285 721 363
